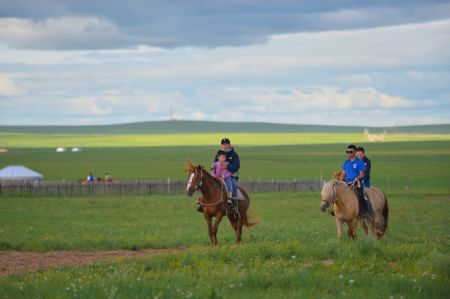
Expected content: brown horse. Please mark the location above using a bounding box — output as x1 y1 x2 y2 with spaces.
320 180 389 240
186 162 257 245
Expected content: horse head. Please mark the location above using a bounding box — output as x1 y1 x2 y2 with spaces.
186 161 205 196
320 180 338 212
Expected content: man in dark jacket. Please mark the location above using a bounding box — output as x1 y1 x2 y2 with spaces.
212 138 240 209
196 137 241 213
356 147 371 188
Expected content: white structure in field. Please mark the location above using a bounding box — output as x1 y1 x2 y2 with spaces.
364 128 385 142
0 165 43 183
72 147 81 152
56 147 66 152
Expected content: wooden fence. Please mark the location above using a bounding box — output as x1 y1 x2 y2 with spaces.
0 179 323 197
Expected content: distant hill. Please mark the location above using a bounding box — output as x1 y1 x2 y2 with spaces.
0 120 449 134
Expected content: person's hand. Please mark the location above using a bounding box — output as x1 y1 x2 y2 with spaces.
223 162 228 169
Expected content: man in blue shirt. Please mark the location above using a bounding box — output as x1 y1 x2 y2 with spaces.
339 144 370 217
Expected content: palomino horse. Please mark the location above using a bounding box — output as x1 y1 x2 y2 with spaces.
186 162 257 245
320 180 389 240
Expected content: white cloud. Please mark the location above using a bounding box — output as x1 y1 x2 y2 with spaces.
65 97 112 116
0 73 25 96
220 86 418 111
0 18 448 126
1 18 449 72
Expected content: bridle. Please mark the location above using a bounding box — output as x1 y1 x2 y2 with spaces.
321 182 338 207
188 168 226 207
190 169 204 191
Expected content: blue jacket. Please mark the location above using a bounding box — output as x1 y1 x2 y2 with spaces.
214 147 240 175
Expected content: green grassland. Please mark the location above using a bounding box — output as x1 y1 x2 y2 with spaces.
1 132 450 148
0 127 449 298
1 141 449 193
0 193 448 298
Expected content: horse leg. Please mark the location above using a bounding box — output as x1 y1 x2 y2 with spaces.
347 219 358 240
212 213 225 245
335 218 343 240
204 214 214 245
362 221 369 237
235 215 245 244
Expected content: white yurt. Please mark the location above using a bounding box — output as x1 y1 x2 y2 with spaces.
0 165 44 183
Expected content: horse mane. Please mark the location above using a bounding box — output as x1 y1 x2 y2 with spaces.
185 160 220 182
185 160 197 173
321 180 348 202
321 181 335 202
332 171 343 180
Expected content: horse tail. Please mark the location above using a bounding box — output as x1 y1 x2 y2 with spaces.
381 192 389 233
238 187 259 227
245 214 259 227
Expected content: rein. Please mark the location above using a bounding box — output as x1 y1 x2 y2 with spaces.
322 183 338 205
321 182 339 215
196 170 226 207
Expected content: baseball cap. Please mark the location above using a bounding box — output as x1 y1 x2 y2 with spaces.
221 138 231 145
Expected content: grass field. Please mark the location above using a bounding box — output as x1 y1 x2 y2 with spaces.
0 129 449 298
1 141 449 193
1 132 450 148
0 193 449 298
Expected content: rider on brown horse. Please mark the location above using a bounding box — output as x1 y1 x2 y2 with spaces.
197 137 240 212
339 144 371 218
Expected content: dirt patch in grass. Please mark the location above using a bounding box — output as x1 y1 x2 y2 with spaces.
0 248 188 276
320 259 335 266
425 195 450 201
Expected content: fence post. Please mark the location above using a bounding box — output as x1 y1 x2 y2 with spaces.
167 178 171 194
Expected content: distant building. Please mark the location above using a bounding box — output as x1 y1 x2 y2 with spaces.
0 148 8 154
72 147 81 152
56 147 66 152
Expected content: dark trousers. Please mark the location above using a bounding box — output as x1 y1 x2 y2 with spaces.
231 177 238 198
355 184 370 216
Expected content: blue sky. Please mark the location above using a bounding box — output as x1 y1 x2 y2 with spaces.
0 0 449 126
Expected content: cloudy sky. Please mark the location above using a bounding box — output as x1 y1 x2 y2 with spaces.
0 0 449 126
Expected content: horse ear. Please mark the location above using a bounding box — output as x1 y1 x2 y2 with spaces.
185 160 195 173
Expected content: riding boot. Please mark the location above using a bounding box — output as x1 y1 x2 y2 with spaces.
231 197 238 213
363 193 373 216
358 190 368 217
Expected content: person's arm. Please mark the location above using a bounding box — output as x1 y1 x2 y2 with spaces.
357 171 365 181
211 152 219 169
356 159 366 181
365 159 371 178
227 152 240 173
210 163 217 176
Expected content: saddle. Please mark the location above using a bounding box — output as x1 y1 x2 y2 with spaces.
212 177 245 201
